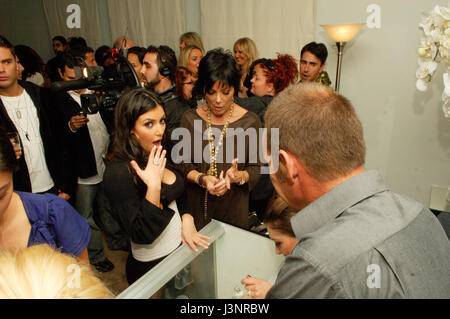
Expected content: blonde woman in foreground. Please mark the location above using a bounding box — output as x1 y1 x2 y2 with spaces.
0 244 113 298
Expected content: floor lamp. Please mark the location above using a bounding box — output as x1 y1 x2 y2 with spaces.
321 23 364 92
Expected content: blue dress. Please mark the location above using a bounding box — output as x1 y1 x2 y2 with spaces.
16 191 91 257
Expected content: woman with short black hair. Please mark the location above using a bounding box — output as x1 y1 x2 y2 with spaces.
178 48 262 244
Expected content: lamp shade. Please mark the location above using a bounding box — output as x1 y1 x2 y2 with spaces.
321 23 365 42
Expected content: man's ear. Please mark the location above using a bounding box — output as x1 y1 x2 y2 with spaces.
279 150 299 183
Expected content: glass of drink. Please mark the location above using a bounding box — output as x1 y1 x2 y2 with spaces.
7 132 22 159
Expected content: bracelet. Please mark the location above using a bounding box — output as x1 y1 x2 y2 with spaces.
199 174 206 188
195 173 206 188
194 173 202 185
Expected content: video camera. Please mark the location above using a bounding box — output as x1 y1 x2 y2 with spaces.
51 48 141 115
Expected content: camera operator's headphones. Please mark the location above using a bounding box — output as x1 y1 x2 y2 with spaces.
155 46 171 77
159 58 171 76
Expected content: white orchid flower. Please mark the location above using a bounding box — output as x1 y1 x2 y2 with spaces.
416 5 450 119
419 19 433 36
416 60 438 78
434 4 450 20
418 47 428 57
430 28 442 43
444 72 450 97
442 99 450 118
416 78 429 91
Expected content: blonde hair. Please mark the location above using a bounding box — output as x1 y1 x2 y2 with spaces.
179 45 203 71
0 245 113 299
233 37 259 74
179 32 205 54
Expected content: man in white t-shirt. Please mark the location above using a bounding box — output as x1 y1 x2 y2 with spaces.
0 35 70 198
54 51 116 272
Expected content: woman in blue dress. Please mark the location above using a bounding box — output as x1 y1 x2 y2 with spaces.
0 127 90 262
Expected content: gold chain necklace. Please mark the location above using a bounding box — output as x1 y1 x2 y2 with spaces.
206 103 234 177
203 103 235 219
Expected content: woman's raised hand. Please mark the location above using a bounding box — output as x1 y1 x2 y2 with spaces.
130 145 167 188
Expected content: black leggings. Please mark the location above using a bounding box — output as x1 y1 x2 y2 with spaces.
126 253 166 285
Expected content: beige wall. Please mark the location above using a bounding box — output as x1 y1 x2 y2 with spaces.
2 0 448 206
315 0 449 205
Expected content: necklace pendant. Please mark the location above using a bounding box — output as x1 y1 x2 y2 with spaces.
16 110 22 119
25 132 30 141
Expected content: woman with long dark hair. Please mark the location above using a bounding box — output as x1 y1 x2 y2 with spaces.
14 45 48 87
102 88 204 285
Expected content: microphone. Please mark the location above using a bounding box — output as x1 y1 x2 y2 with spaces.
50 79 91 92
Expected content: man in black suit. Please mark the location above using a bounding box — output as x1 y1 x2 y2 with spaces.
53 51 115 272
0 35 70 198
141 45 189 152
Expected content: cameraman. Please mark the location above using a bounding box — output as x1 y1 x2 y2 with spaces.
141 45 189 152
53 51 114 272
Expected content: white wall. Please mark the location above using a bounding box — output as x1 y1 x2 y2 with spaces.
315 0 450 206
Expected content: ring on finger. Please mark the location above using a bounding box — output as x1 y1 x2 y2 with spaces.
153 158 160 165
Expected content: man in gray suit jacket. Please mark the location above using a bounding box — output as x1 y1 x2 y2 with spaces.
256 82 450 298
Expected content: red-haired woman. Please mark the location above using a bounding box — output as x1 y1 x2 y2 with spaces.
235 53 298 225
237 54 298 122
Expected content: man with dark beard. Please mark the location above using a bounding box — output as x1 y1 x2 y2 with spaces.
140 45 189 152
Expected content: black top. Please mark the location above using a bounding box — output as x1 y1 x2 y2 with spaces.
243 72 254 97
159 86 190 153
47 56 62 83
178 108 262 230
51 91 105 195
234 95 274 123
102 157 187 245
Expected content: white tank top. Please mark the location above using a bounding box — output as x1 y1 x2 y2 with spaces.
130 200 182 262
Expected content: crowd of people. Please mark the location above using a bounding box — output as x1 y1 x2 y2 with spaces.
0 31 449 299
